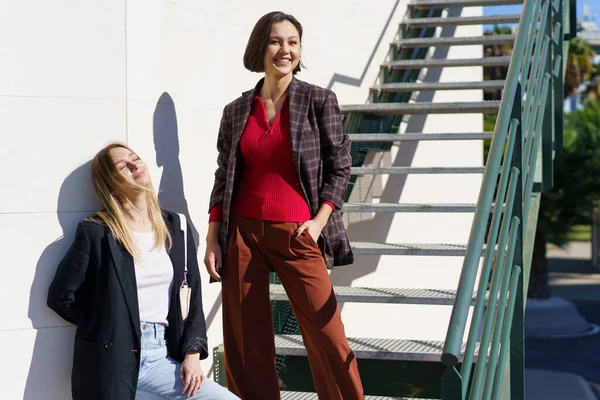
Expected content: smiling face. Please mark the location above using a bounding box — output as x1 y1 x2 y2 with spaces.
109 146 151 190
263 21 301 79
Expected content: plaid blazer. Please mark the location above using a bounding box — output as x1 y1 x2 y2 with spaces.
209 77 354 272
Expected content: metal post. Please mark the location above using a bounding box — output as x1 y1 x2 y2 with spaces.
554 0 565 148
441 364 463 400
593 201 600 267
392 43 400 60
564 0 577 40
541 1 555 191
370 88 380 104
510 82 525 400
382 66 390 84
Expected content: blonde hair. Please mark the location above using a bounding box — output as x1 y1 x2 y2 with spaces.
89 142 172 260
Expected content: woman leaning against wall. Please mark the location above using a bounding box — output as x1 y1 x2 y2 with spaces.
48 143 238 400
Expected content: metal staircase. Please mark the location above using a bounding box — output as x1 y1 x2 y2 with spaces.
213 0 576 398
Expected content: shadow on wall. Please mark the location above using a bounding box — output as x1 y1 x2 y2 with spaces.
153 92 222 334
330 8 463 290
326 0 401 89
154 92 199 246
25 162 98 399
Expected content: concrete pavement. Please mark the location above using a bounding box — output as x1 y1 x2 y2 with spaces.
525 242 600 399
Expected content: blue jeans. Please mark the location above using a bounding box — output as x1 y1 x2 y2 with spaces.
136 323 239 400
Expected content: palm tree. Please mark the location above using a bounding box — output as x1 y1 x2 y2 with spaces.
583 62 600 102
564 37 596 97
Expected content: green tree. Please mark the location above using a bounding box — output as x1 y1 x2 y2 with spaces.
529 100 600 298
480 33 599 297
483 26 514 161
483 26 513 101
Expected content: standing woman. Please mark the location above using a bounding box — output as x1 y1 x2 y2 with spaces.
205 11 365 400
47 143 238 400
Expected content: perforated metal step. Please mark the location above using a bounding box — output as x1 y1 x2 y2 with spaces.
347 132 493 141
341 101 500 115
351 242 473 256
409 0 523 9
281 391 437 400
270 284 475 305
374 80 505 92
275 334 475 362
383 56 511 69
393 35 516 48
351 166 485 174
343 203 477 213
403 14 521 27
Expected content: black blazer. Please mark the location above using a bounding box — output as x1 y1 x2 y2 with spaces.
47 210 208 400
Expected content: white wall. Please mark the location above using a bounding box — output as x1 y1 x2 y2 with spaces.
1 0 410 397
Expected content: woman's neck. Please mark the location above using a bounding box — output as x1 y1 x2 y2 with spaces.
122 192 152 232
260 73 293 102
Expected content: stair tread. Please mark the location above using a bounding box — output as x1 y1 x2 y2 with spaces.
341 101 500 115
274 334 474 361
393 34 515 47
351 241 474 256
409 0 523 8
352 242 468 250
374 80 505 91
384 56 511 68
347 132 493 141
343 202 477 212
270 284 474 305
281 391 437 400
351 166 486 174
403 14 521 27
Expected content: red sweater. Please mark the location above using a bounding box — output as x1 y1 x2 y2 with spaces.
210 96 333 223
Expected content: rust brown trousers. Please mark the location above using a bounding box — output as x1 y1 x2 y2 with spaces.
222 216 364 400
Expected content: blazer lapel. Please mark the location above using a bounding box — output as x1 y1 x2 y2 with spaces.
231 80 262 153
107 232 141 343
163 213 184 291
287 77 308 169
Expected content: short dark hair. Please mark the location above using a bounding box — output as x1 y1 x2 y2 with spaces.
243 11 306 74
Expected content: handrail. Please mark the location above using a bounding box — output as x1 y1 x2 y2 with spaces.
441 0 573 399
441 0 537 364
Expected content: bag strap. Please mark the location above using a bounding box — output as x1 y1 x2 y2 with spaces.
177 213 188 285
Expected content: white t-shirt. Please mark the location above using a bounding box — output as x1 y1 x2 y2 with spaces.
131 231 174 324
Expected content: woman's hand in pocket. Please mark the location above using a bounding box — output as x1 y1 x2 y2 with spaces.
294 219 324 243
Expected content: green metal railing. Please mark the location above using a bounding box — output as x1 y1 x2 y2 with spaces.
441 0 574 399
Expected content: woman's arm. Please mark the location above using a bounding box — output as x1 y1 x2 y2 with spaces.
181 220 209 360
208 108 232 212
317 91 352 210
47 222 91 325
204 221 222 281
205 106 232 281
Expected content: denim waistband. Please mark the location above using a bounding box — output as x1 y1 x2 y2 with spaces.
141 322 166 340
